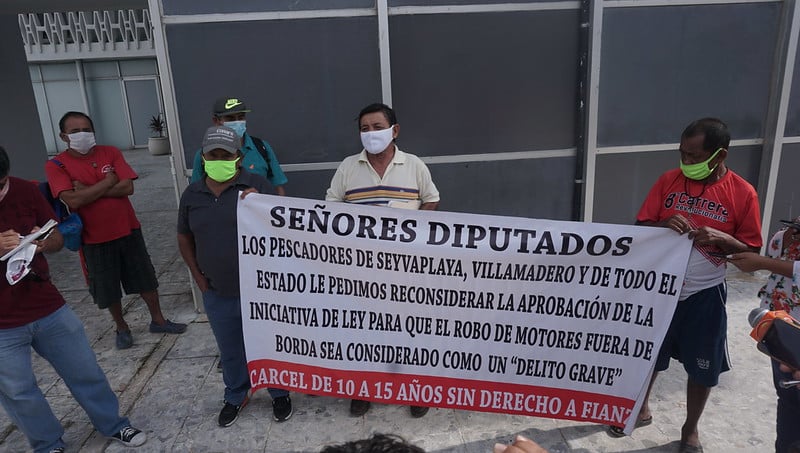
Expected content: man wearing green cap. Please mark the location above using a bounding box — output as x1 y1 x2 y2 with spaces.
190 97 288 195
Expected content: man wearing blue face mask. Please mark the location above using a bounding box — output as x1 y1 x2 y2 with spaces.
608 118 762 453
190 97 288 196
326 103 440 418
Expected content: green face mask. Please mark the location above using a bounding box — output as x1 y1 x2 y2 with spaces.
203 156 240 182
680 148 721 181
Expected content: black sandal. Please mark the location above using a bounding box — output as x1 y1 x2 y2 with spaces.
607 416 653 437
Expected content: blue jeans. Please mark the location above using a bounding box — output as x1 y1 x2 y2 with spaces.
202 290 288 405
773 359 800 453
0 305 129 453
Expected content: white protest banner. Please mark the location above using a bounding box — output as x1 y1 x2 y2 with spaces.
238 194 692 430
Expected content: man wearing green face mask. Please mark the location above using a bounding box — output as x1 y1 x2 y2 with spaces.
177 126 293 427
607 118 762 452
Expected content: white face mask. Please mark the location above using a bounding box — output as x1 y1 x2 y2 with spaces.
67 132 96 155
360 126 395 155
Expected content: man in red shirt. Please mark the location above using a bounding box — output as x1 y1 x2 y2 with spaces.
45 111 186 349
609 118 762 452
0 146 147 452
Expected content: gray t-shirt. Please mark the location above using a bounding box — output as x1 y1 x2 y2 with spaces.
177 170 271 297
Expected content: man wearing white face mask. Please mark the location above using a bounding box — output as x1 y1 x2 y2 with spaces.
45 111 186 351
326 103 440 418
326 103 439 211
190 97 288 196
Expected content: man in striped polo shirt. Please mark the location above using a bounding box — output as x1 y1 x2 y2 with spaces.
326 103 440 418
326 103 439 211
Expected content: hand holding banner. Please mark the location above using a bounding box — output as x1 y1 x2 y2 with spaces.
238 194 691 432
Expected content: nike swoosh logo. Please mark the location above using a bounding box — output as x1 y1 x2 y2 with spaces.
225 99 242 109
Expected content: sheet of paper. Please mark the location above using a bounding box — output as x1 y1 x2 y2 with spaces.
0 219 58 261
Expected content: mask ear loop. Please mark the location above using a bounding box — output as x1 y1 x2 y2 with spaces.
707 147 723 174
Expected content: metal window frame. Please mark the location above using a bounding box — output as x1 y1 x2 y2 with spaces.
387 2 580 15
154 0 800 233
605 0 779 7
758 0 800 244
595 139 764 155
582 0 603 222
150 0 186 204
280 148 577 173
121 75 164 148
155 0 585 184
583 0 798 232
377 0 392 105
31 64 60 154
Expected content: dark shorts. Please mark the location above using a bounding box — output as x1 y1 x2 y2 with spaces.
655 282 730 387
82 229 159 309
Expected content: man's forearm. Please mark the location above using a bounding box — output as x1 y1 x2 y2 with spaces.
719 235 758 254
37 229 64 254
59 178 115 210
104 179 134 198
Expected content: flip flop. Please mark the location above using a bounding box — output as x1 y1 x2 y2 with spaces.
607 416 653 437
678 441 703 453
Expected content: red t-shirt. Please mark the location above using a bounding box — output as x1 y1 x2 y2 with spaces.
637 168 762 297
0 177 65 328
45 145 141 244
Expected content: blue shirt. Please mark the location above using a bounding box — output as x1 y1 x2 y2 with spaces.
191 133 288 187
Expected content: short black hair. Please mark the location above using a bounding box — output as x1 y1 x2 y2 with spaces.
0 146 9 179
358 103 397 126
320 434 425 453
58 111 95 133
681 117 730 152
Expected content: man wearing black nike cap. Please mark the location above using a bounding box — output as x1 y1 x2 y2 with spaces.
190 97 288 195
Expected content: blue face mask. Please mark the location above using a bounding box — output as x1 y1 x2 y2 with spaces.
223 120 247 138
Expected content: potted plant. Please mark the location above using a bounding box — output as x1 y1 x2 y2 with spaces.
147 114 170 155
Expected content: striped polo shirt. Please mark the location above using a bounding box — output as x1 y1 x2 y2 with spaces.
326 148 440 207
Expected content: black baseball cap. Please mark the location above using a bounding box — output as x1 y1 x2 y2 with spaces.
213 97 251 117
